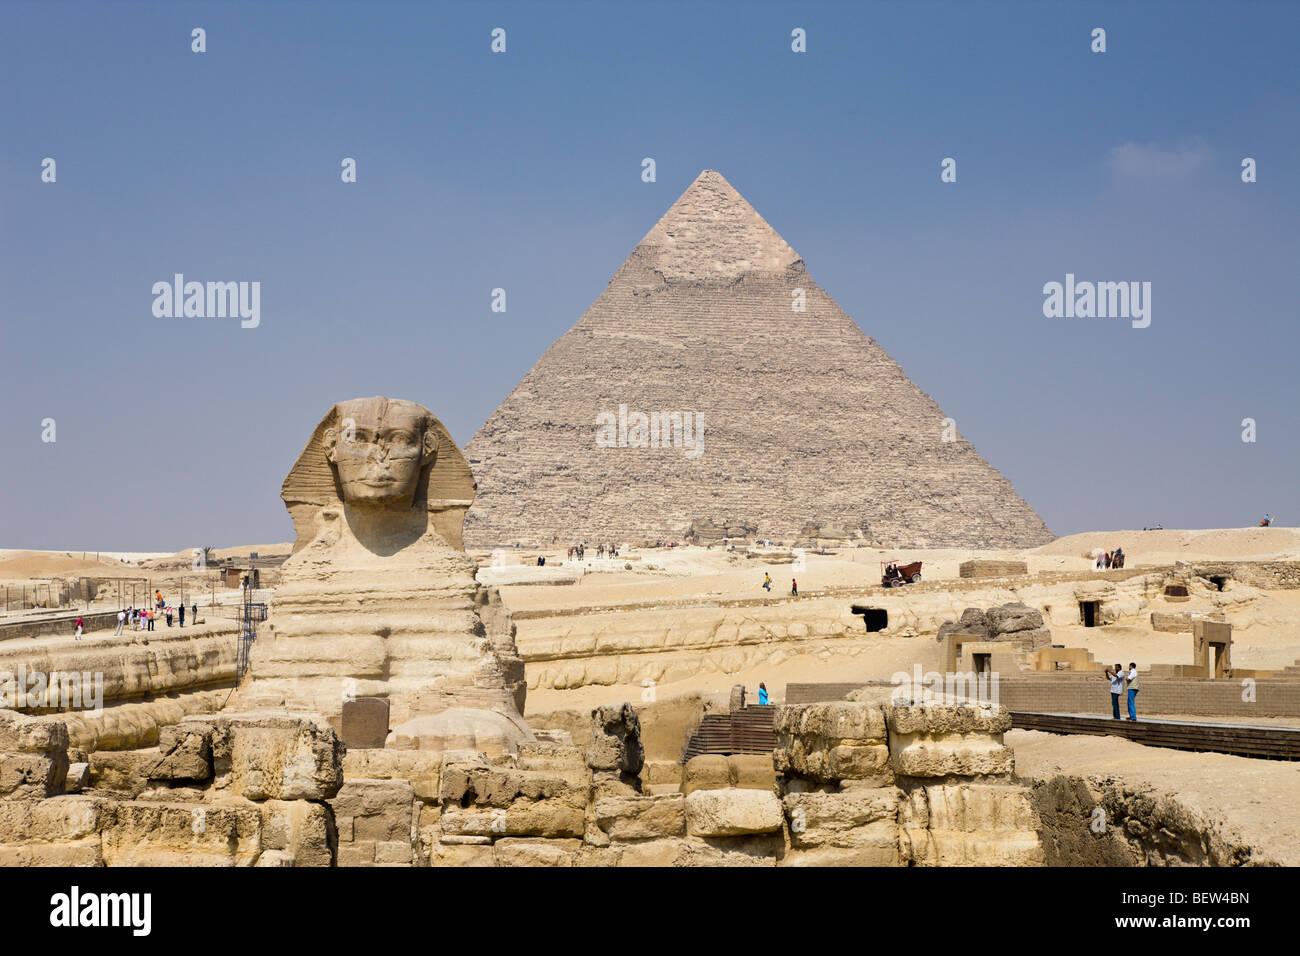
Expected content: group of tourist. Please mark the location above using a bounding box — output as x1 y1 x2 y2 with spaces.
1105 662 1141 720
1095 548 1125 570
84 594 202 640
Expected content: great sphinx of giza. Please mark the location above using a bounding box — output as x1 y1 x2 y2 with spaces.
239 396 532 754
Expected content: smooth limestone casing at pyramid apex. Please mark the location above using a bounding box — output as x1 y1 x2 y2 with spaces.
464 169 1052 551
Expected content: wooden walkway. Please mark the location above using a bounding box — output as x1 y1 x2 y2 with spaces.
680 705 777 764
1011 711 1300 760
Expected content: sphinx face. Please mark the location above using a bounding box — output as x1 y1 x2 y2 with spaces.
326 398 433 508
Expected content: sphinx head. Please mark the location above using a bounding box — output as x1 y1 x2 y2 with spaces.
322 397 437 509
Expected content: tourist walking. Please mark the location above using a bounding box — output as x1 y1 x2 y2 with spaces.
115 609 125 636
762 573 771 592
791 578 798 597
758 682 770 706
1105 663 1125 719
74 616 84 641
178 603 185 627
147 609 155 632
1125 662 1140 720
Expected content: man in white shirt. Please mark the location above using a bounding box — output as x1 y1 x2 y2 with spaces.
114 609 125 636
1105 664 1125 719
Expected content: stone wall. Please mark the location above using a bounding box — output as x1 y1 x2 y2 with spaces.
323 698 1042 867
0 710 341 866
0 696 1054 867
1187 561 1300 590
0 611 123 642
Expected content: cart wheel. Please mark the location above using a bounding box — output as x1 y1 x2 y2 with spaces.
890 578 903 587
910 573 922 583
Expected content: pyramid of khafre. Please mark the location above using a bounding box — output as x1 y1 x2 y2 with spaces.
464 170 1053 550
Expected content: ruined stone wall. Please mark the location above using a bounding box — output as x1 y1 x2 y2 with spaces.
0 711 341 866
328 698 1043 867
1186 561 1300 590
0 697 1047 867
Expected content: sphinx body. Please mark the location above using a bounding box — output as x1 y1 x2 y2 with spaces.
239 397 530 754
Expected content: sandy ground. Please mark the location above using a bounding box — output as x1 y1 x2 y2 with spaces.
1009 728 1300 865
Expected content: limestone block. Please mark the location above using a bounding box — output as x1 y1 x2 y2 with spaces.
148 724 212 781
773 740 890 784
0 840 103 866
984 602 1045 635
615 838 685 867
774 701 887 742
343 748 440 800
680 755 730 794
100 801 263 866
886 699 1014 778
186 712 344 801
88 750 154 797
902 782 1039 832
0 794 107 845
516 741 586 772
898 783 1042 865
641 759 684 789
374 840 414 866
0 751 68 799
730 754 777 790
259 799 334 867
685 788 783 837
782 788 901 852
438 755 586 810
886 700 1011 737
439 799 584 840
64 762 89 793
429 841 495 867
574 845 622 867
0 710 69 754
593 793 686 840
772 701 890 784
1151 612 1193 633
902 827 1044 867
681 753 775 794
590 771 641 801
338 842 375 867
889 736 1014 779
329 779 415 855
494 837 581 867
674 834 781 867
587 703 644 775
780 845 900 867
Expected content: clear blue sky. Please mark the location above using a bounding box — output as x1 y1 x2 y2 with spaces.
2 1 1297 551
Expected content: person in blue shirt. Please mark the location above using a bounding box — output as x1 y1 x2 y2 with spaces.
758 683 769 705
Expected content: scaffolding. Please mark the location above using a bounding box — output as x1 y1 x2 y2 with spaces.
234 581 266 685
